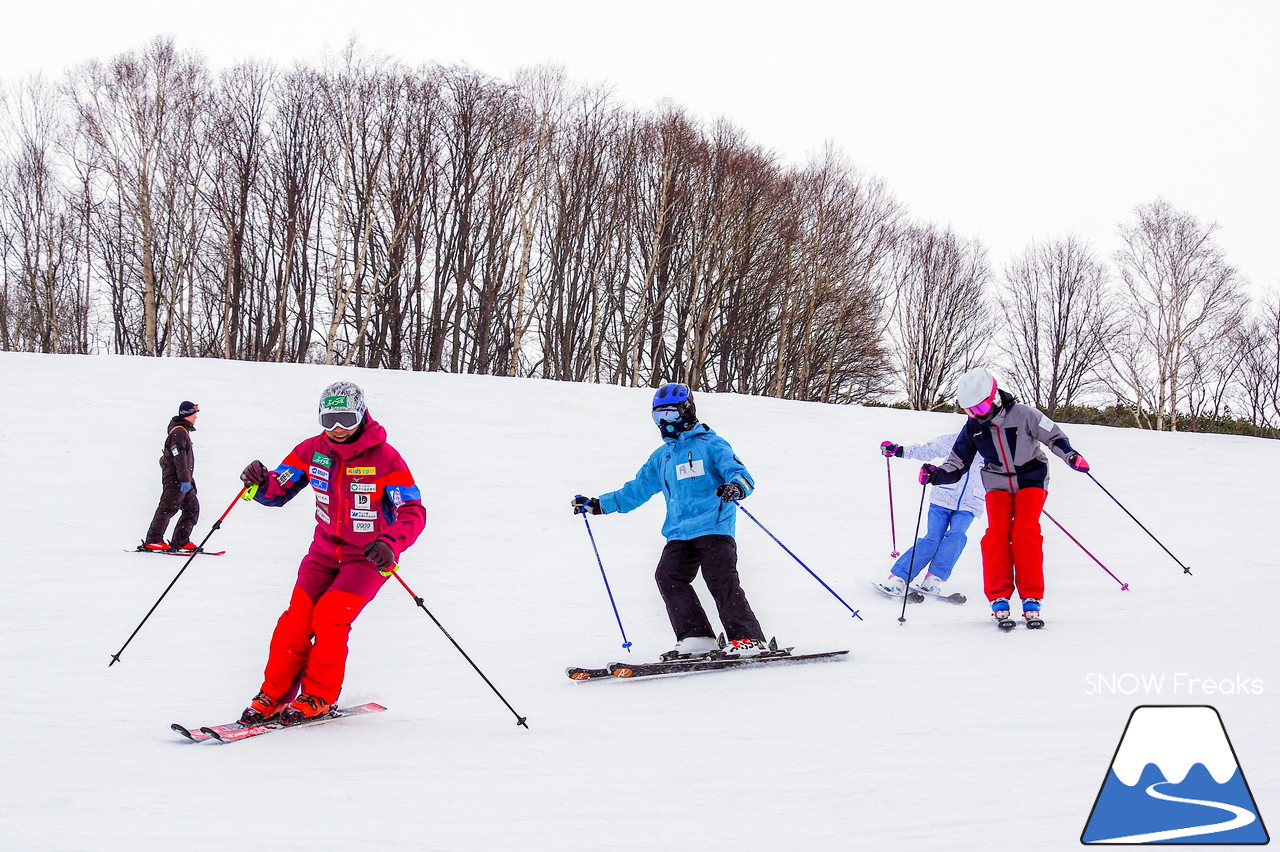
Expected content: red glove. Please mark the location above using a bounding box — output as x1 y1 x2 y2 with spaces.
918 464 939 485
241 460 269 485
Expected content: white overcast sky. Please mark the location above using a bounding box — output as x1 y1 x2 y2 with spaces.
4 1 1278 291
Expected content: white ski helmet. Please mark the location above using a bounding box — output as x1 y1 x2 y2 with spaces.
955 367 998 410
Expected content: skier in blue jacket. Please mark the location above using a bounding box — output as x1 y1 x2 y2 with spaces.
572 383 769 659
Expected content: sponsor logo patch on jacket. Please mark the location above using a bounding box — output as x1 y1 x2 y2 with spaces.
350 510 377 520
308 465 330 480
311 478 329 493
346 466 376 476
676 459 705 480
315 508 331 524
316 492 330 505
353 493 371 508
350 482 376 493
311 452 332 468
352 520 374 533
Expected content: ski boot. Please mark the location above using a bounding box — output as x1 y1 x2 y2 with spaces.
719 637 772 658
240 691 286 725
991 597 1017 631
280 693 333 725
1022 598 1044 629
660 635 720 662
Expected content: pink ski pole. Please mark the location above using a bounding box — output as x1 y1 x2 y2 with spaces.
886 457 899 557
1043 511 1129 591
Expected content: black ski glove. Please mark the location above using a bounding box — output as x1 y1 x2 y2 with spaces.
715 483 744 502
571 496 604 515
363 537 396 570
241 459 269 486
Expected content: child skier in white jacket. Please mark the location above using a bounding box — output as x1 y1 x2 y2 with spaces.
879 431 985 596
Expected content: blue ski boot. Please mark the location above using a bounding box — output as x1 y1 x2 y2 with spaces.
991 597 1016 631
1022 598 1044 629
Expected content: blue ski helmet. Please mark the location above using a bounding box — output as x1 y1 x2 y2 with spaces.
651 382 697 438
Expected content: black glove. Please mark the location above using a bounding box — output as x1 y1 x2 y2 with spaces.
241 459 269 485
880 441 903 458
571 496 604 515
715 483 744 502
363 537 396 570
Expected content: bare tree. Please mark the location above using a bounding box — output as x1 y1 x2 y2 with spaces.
889 223 991 409
998 236 1118 416
1109 198 1247 430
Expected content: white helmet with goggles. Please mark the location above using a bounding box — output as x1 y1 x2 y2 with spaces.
955 367 999 418
319 381 367 432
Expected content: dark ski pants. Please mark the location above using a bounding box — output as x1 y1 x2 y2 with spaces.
655 534 764 643
145 483 199 546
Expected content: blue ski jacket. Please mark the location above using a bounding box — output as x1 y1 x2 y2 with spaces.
597 423 755 541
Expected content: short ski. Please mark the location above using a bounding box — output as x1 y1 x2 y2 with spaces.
994 613 1017 631
565 666 613 681
172 702 386 743
912 586 967 604
870 581 924 603
1024 613 1045 629
605 649 848 680
132 546 225 556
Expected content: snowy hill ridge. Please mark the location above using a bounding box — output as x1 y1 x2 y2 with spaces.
1 351 1275 852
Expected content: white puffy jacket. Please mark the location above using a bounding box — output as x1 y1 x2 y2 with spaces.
901 432 986 517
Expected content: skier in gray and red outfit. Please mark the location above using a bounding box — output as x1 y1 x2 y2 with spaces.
920 367 1091 626
237 381 426 725
140 401 201 552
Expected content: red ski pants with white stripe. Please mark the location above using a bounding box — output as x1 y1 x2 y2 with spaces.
981 487 1048 602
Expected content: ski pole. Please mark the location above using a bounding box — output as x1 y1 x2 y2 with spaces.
575 496 632 651
385 566 529 729
1086 472 1192 575
1043 511 1129 591
109 485 250 666
885 457 900 557
897 482 928 625
733 501 863 621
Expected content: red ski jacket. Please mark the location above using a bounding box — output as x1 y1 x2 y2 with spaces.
254 416 425 563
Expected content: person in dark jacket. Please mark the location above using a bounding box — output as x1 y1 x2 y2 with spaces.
141 401 201 552
920 368 1090 626
572 383 769 660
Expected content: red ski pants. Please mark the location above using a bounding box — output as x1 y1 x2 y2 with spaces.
259 584 372 705
981 487 1048 602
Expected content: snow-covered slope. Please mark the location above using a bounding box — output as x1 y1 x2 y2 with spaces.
0 351 1274 851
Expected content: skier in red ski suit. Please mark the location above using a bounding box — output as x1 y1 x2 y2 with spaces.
238 381 425 725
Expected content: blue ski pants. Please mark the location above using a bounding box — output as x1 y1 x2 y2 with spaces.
890 503 976 583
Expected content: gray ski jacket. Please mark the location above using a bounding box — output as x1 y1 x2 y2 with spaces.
932 391 1078 493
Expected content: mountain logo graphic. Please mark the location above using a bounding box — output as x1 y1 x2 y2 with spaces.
1081 705 1269 845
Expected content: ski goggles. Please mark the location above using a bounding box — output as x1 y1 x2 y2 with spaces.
320 411 363 431
964 393 997 417
651 406 683 424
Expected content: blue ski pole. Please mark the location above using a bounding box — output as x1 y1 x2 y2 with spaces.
575 496 632 652
733 501 863 621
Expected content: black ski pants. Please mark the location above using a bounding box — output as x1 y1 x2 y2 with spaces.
655 534 764 643
145 482 199 546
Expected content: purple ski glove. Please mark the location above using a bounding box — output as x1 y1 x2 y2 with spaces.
918 464 938 485
880 441 903 458
1067 452 1090 473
